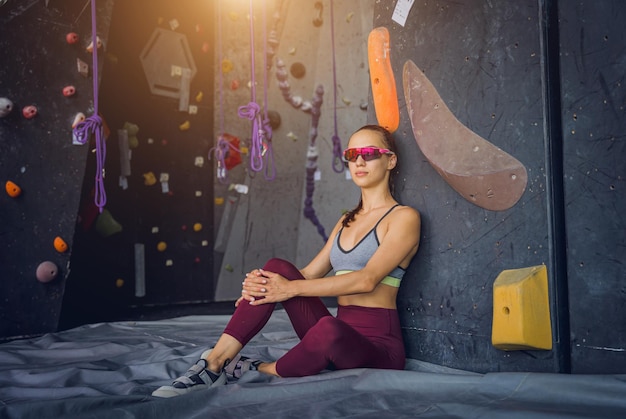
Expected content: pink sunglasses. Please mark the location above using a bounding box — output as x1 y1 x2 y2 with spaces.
342 147 394 163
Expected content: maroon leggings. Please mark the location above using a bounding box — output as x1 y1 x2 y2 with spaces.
223 258 406 377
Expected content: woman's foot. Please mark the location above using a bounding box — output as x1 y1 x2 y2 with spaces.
152 350 227 398
224 354 263 379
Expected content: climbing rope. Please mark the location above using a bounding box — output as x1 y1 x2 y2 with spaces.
238 0 275 180
329 0 344 173
73 0 106 213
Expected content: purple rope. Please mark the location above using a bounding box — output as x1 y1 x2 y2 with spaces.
73 0 106 212
238 0 275 180
237 102 264 172
330 0 343 173
261 2 275 180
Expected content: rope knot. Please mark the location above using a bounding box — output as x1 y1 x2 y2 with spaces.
73 114 103 145
237 102 261 120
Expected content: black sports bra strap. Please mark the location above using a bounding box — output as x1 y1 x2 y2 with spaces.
372 204 401 231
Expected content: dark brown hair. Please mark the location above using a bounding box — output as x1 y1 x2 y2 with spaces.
341 125 398 228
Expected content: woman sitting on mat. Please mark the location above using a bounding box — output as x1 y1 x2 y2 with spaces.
153 124 421 397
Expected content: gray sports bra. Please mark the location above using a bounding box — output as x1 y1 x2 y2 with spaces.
330 204 406 287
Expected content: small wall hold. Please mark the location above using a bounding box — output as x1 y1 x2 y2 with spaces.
86 36 103 53
221 58 234 74
77 58 89 77
312 1 323 27
115 278 124 288
267 110 281 130
95 208 123 237
72 112 86 128
0 97 13 118
53 236 68 253
22 105 38 119
157 241 167 252
171 65 183 78
179 120 190 131
5 180 22 198
63 86 76 97
143 172 157 186
123 121 139 148
195 91 204 102
492 265 552 351
229 183 249 194
66 32 79 44
230 79 240 90
36 261 59 283
193 223 203 232
290 62 306 79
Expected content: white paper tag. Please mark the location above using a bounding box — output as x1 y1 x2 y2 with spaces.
392 0 415 27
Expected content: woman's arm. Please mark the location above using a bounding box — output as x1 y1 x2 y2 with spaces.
245 207 420 304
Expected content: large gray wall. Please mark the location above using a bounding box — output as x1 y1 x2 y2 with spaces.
375 0 625 374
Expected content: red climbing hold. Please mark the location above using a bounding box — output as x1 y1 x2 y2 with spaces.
63 86 76 97
66 32 79 44
22 105 37 119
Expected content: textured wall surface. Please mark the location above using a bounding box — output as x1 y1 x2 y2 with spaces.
559 1 626 374
0 0 113 338
213 0 371 299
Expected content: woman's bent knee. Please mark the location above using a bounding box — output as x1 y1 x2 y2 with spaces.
263 258 303 280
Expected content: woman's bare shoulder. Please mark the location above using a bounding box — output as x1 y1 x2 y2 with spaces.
394 204 421 220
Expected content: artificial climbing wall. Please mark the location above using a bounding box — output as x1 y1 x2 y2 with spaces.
211 0 371 300
375 0 625 374
60 0 216 328
1 0 623 377
559 1 626 374
0 0 113 339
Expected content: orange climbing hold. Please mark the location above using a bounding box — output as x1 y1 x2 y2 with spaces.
53 236 68 253
5 180 21 198
367 27 399 133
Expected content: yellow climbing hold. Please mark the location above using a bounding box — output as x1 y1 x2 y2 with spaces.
157 241 167 252
492 265 552 351
193 223 203 232
143 172 157 186
221 58 234 74
179 120 191 131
